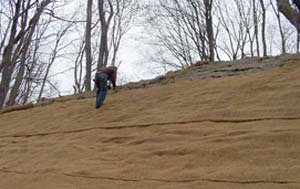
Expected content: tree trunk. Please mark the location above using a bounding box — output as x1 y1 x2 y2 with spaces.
0 0 22 108
98 0 107 69
253 0 260 57
204 0 215 61
85 0 93 91
259 0 267 56
97 0 114 69
0 19 12 72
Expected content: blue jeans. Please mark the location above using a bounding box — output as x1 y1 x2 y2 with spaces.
95 72 108 109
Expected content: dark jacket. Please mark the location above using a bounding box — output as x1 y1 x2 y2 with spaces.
98 66 117 89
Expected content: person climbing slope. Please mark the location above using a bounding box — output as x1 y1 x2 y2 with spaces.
94 66 117 109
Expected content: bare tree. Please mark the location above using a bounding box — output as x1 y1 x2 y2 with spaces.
0 0 53 108
252 0 261 56
216 0 252 60
21 33 42 104
0 0 23 108
204 0 215 61
0 0 80 107
259 0 267 56
37 21 73 102
270 0 286 53
8 0 53 106
73 40 85 94
144 0 216 69
94 0 139 70
0 2 12 66
85 0 93 91
14 16 52 105
110 0 139 66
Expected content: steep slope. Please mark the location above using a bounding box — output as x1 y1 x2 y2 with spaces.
1 55 300 189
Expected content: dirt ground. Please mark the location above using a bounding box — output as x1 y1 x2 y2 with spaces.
1 55 300 188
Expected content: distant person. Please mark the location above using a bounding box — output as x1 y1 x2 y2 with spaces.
94 66 117 109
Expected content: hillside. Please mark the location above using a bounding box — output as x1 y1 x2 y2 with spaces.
1 54 300 189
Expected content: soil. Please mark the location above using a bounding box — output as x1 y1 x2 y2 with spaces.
0 54 300 188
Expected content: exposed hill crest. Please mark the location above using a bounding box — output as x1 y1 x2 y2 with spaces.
122 54 296 89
